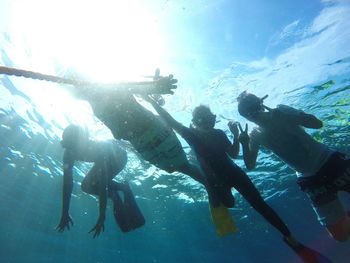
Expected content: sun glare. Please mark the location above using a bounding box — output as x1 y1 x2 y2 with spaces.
4 0 167 133
10 0 165 82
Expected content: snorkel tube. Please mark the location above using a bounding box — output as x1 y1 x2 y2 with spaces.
260 95 272 111
237 91 269 120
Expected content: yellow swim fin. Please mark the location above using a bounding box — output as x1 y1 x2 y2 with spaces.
210 204 238 237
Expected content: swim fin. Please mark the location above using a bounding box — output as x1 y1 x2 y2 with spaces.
209 203 238 237
283 237 333 263
113 182 145 232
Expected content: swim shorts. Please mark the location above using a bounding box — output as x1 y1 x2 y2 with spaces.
297 152 350 225
130 117 188 173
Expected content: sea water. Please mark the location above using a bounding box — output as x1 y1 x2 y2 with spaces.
1 1 350 262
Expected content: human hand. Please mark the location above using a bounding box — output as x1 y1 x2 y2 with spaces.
153 74 178 95
89 215 105 238
238 123 250 145
56 214 74 233
228 121 239 137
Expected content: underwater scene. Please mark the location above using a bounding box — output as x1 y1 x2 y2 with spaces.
0 0 350 262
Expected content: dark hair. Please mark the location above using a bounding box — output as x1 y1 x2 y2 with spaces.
237 91 264 119
61 124 86 148
192 105 215 128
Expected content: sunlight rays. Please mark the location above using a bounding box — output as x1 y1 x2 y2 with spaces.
2 0 169 134
9 0 165 82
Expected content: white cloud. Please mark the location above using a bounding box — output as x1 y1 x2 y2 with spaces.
267 20 303 48
305 1 349 35
279 20 301 40
321 0 350 4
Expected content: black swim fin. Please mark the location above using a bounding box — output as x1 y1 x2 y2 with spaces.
283 237 333 263
113 182 145 232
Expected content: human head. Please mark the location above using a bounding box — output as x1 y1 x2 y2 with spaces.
237 91 267 121
191 105 216 130
61 124 88 149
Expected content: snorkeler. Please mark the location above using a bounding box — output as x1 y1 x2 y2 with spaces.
68 72 208 188
56 124 145 238
236 91 350 243
144 97 330 263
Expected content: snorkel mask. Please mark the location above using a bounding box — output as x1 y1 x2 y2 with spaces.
191 105 216 129
237 91 268 120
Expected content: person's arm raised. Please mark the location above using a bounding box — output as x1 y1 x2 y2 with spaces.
78 75 177 98
238 124 259 170
227 121 240 159
144 95 185 134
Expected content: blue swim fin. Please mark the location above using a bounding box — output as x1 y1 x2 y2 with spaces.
284 237 333 263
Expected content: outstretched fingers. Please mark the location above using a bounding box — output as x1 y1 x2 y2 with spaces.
89 222 105 238
238 123 248 133
56 216 74 233
238 123 243 133
228 121 240 135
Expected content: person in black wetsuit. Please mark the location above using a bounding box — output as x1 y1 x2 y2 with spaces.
56 124 145 238
145 97 332 263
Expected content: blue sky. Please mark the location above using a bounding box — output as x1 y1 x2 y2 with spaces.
149 0 323 68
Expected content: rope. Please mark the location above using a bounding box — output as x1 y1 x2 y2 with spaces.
0 66 154 87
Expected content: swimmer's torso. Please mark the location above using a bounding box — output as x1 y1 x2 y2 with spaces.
64 140 127 167
88 91 156 140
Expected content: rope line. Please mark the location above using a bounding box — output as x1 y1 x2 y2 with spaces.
0 66 154 87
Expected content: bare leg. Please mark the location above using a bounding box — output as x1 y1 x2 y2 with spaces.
229 167 291 236
81 163 124 199
81 165 101 195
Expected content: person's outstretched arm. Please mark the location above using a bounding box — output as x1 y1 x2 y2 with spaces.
145 95 186 134
238 124 259 170
127 75 178 95
145 96 211 187
56 150 74 232
227 121 240 159
74 75 178 101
